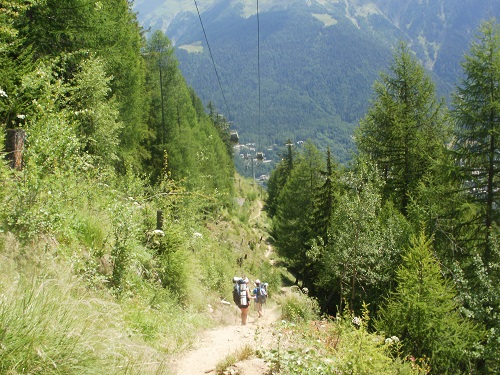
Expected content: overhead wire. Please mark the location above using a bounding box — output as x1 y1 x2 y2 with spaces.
257 0 262 155
193 0 232 121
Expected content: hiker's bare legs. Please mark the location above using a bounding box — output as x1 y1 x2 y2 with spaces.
241 306 249 325
255 302 263 318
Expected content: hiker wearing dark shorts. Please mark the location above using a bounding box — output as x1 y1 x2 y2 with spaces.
239 277 253 325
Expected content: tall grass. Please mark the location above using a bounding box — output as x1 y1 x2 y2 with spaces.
0 237 168 374
215 344 254 374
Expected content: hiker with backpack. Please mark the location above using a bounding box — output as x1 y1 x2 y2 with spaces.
233 276 253 325
252 279 267 318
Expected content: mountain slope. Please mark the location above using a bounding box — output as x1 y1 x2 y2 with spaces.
133 0 499 171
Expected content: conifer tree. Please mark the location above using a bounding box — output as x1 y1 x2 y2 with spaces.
266 139 294 217
316 158 406 313
376 231 484 374
451 19 500 265
449 20 500 372
273 141 323 286
311 146 340 245
355 43 448 216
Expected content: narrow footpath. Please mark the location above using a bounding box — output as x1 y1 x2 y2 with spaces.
170 303 281 374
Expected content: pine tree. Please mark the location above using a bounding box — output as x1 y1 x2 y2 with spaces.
266 139 295 217
311 146 340 245
376 231 484 374
272 141 323 286
451 19 500 265
355 43 448 216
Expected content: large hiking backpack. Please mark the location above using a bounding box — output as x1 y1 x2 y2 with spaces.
232 277 248 307
233 283 241 307
258 283 268 304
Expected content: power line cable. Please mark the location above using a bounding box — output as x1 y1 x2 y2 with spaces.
257 0 261 154
193 0 232 121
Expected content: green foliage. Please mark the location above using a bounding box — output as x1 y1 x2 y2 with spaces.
316 158 410 313
0 257 167 374
263 306 421 375
356 42 449 216
280 287 320 323
68 55 123 165
16 0 149 172
310 146 340 245
375 231 485 374
272 141 324 284
143 30 234 195
266 140 295 217
155 242 192 303
451 18 500 262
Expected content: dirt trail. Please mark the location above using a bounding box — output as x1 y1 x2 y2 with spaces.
170 303 281 375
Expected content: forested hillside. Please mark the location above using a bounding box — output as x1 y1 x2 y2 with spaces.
134 0 500 175
0 1 249 373
267 25 499 373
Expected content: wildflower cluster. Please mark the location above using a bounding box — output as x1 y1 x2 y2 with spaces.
384 335 400 345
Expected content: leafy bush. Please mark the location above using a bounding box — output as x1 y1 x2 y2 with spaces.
280 287 320 322
262 307 422 375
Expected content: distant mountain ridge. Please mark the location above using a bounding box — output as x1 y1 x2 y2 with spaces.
133 0 499 169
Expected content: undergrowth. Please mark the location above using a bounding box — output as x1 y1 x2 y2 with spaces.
261 294 428 375
0 163 269 373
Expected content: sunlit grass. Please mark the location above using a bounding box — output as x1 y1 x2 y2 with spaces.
215 344 254 374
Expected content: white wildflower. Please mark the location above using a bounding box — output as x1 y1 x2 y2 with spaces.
0 88 7 98
153 229 165 236
351 316 362 326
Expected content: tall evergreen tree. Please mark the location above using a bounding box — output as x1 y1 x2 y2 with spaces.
451 19 500 264
272 141 323 286
449 20 500 373
376 231 484 375
311 146 340 245
266 139 294 217
143 30 178 184
355 43 448 216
